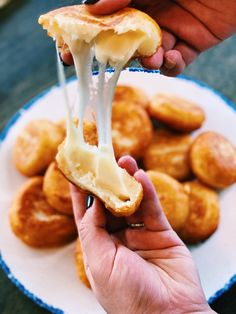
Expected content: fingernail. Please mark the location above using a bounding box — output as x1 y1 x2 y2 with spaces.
82 0 99 4
86 195 94 209
164 57 176 69
58 52 70 67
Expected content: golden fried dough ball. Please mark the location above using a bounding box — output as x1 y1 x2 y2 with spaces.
75 239 91 288
57 119 98 146
82 121 98 146
9 177 77 248
190 131 236 189
143 129 192 181
147 171 189 231
112 101 153 159
178 180 220 244
149 93 205 132
13 120 64 177
43 162 73 215
56 119 68 137
114 85 150 109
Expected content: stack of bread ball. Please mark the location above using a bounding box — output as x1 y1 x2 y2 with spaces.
10 85 236 288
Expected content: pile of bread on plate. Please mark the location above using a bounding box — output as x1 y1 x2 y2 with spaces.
10 84 236 288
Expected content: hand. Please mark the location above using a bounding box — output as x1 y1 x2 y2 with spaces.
61 0 236 76
71 156 215 314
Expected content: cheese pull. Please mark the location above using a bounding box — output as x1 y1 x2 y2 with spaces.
62 127 129 201
39 5 162 216
57 133 143 216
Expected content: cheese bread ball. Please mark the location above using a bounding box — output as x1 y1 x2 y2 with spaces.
114 85 150 109
147 171 189 231
143 129 192 181
43 162 73 215
112 101 153 159
149 93 205 132
13 120 64 176
57 119 98 146
75 239 91 288
178 180 220 244
190 131 236 189
10 177 77 248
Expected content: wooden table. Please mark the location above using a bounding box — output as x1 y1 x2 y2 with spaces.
0 1 236 313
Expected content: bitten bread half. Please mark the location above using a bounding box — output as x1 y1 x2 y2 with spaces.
56 145 143 217
38 5 162 65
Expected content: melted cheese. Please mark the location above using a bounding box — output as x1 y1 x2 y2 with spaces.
95 31 145 66
56 32 143 199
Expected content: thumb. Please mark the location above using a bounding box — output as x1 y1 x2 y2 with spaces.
79 198 117 282
84 0 132 15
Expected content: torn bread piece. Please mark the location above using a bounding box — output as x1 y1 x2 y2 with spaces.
39 5 162 216
38 6 161 65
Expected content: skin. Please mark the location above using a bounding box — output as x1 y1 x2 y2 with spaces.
71 156 215 314
62 0 236 76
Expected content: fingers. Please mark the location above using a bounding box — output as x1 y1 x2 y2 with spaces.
141 47 164 70
160 43 199 76
116 156 142 230
174 42 199 66
118 228 182 251
70 184 87 229
118 156 143 226
161 29 177 51
141 46 188 77
140 29 176 69
60 51 74 66
132 170 171 232
86 0 132 15
160 49 186 76
141 27 199 77
118 157 171 233
118 156 139 176
79 199 116 281
142 48 186 76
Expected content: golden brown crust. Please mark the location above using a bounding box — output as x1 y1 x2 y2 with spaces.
9 177 77 248
112 101 153 159
149 93 205 132
43 162 73 215
38 5 162 58
146 171 189 231
143 129 192 181
13 120 64 177
113 85 150 109
75 239 91 288
190 131 236 189
178 180 220 244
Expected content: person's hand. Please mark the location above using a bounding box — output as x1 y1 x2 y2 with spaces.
61 0 236 76
71 156 215 314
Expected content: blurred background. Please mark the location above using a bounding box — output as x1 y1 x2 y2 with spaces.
0 0 235 313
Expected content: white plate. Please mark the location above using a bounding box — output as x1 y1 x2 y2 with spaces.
0 69 236 314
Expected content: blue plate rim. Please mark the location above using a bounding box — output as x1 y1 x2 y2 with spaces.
0 67 236 313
